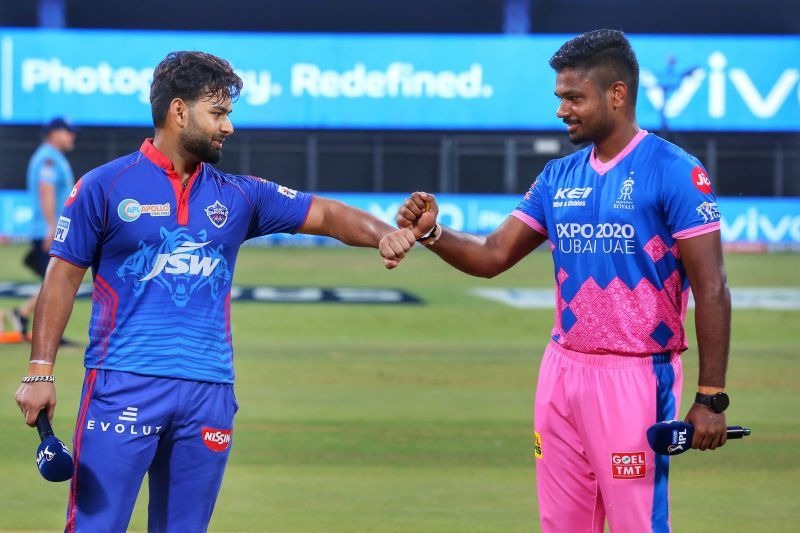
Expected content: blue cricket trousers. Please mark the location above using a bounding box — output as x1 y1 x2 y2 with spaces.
65 369 238 532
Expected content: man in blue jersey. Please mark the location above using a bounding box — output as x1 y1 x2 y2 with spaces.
386 30 731 532
12 118 77 337
15 51 415 532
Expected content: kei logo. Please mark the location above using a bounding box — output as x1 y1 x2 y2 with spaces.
202 427 232 452
205 200 229 229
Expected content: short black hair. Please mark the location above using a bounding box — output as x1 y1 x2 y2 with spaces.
150 51 243 128
549 29 639 105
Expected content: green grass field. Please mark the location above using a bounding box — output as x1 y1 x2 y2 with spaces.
0 244 797 532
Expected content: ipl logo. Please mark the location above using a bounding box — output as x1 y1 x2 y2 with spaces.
696 201 721 223
117 227 231 306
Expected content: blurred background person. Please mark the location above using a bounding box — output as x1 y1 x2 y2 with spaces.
11 118 76 339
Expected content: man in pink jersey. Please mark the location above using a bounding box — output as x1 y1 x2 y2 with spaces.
384 30 731 532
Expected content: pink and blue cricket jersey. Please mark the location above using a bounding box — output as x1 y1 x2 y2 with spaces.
50 140 312 532
512 131 720 532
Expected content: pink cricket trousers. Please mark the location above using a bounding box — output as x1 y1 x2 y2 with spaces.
534 341 683 533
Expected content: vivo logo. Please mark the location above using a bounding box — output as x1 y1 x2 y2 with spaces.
721 209 800 243
641 51 800 120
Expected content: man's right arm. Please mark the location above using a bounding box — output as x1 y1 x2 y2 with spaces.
15 258 86 426
394 192 548 278
38 181 56 249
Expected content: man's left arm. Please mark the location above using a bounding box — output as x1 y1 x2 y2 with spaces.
676 231 732 451
300 197 416 268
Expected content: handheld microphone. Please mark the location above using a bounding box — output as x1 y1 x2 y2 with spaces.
35 411 74 482
646 420 751 456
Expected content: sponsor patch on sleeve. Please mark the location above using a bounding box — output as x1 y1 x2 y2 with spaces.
277 185 298 199
39 159 57 181
65 179 82 207
691 166 713 194
54 216 71 242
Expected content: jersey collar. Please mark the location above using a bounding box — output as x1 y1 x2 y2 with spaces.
139 138 203 179
589 130 649 176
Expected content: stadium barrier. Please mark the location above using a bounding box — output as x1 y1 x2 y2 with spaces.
0 192 797 251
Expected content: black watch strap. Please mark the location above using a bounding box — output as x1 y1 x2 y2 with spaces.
695 392 729 413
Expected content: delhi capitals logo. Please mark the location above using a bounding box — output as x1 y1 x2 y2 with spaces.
116 227 231 307
205 201 229 229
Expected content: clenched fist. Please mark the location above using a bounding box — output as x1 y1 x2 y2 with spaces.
379 228 416 269
396 192 438 239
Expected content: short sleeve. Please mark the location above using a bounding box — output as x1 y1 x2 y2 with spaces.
246 178 313 239
49 176 105 267
662 158 721 239
511 164 550 236
36 158 59 185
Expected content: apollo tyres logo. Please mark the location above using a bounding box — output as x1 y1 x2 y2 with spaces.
118 198 171 222
202 427 232 452
117 227 231 307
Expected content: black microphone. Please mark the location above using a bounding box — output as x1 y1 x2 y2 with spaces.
646 420 751 456
35 411 74 482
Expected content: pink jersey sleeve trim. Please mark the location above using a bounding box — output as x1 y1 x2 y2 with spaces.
511 210 547 236
672 221 720 240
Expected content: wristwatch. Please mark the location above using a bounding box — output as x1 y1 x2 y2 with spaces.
695 391 730 413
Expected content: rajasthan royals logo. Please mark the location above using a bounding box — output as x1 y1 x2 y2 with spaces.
117 227 231 307
618 178 634 201
205 201 229 229
613 172 636 210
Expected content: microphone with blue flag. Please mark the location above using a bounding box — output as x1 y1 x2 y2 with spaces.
646 420 751 456
35 411 74 482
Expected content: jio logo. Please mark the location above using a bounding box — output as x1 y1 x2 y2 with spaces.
118 199 142 222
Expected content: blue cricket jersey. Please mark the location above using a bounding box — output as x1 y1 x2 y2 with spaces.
50 139 313 383
513 131 721 356
27 143 75 239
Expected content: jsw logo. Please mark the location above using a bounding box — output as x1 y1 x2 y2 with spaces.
554 187 593 200
140 241 221 281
